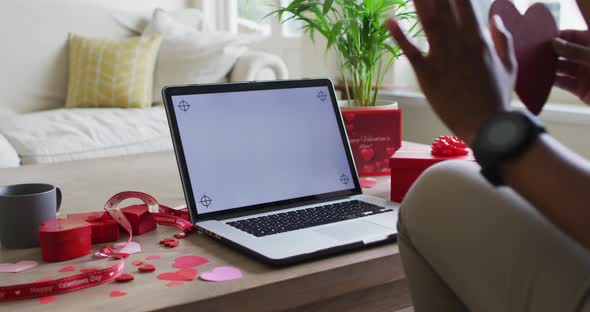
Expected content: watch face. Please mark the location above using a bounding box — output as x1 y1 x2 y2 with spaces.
483 116 527 152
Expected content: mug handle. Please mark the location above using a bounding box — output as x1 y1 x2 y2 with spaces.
56 187 62 212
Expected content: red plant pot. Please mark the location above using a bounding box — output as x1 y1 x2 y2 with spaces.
340 102 402 177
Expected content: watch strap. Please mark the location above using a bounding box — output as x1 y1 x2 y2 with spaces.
473 111 546 186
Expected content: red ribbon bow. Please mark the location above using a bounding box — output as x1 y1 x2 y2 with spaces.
431 136 469 157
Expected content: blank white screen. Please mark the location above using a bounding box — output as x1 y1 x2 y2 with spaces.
172 86 355 214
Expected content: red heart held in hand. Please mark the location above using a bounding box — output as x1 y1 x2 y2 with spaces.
490 0 559 115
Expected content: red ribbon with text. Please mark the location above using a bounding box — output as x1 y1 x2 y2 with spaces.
0 191 194 302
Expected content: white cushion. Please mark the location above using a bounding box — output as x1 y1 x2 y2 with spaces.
0 107 172 165
112 8 212 35
144 9 260 103
0 133 20 168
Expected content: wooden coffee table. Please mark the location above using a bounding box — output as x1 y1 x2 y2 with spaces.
0 151 410 312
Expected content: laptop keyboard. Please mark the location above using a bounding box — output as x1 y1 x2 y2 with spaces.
226 200 393 237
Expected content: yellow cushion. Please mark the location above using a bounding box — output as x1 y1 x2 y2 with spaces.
66 33 163 108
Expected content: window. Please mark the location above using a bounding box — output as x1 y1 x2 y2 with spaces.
391 0 588 105
513 0 587 30
237 0 272 35
235 0 302 36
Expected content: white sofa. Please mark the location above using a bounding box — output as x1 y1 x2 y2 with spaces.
0 0 288 168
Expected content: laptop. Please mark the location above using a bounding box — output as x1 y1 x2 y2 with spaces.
162 79 399 265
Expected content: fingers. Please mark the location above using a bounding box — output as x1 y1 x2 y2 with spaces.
491 15 517 72
560 30 590 46
555 75 579 95
413 0 457 48
557 59 579 77
387 18 426 71
453 0 481 33
553 38 590 66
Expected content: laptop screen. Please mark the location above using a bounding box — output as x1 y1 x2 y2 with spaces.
167 81 359 217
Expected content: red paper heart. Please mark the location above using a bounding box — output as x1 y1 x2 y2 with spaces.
115 273 134 282
157 268 198 281
58 266 75 273
490 0 559 115
360 148 376 161
138 264 156 273
164 240 180 248
112 253 130 259
145 255 161 260
109 291 127 298
174 232 187 239
172 255 209 269
159 238 175 244
39 296 57 304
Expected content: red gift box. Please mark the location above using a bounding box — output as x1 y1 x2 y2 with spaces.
389 142 475 203
67 212 120 244
121 205 157 235
341 105 402 177
39 219 92 262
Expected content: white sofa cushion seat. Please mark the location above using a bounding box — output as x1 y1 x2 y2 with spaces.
0 107 172 165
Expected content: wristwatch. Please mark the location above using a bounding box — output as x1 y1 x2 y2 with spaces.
472 111 546 186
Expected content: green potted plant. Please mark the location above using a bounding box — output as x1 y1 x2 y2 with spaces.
270 0 419 176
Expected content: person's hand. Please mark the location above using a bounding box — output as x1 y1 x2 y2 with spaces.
386 0 516 146
552 1 590 104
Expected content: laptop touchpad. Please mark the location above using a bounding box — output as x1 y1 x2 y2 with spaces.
314 221 391 243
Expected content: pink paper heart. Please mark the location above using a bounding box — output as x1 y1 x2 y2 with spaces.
0 260 38 273
199 266 243 282
172 255 209 269
113 241 142 255
145 255 161 261
490 0 559 115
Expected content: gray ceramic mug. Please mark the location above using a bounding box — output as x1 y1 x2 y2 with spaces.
0 184 61 249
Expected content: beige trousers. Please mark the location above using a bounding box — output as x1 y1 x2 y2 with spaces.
397 161 590 312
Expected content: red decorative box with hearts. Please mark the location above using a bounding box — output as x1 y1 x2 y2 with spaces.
67 212 120 244
389 140 475 203
121 205 157 235
39 219 92 262
341 105 402 177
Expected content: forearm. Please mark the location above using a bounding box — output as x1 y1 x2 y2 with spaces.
503 134 590 249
